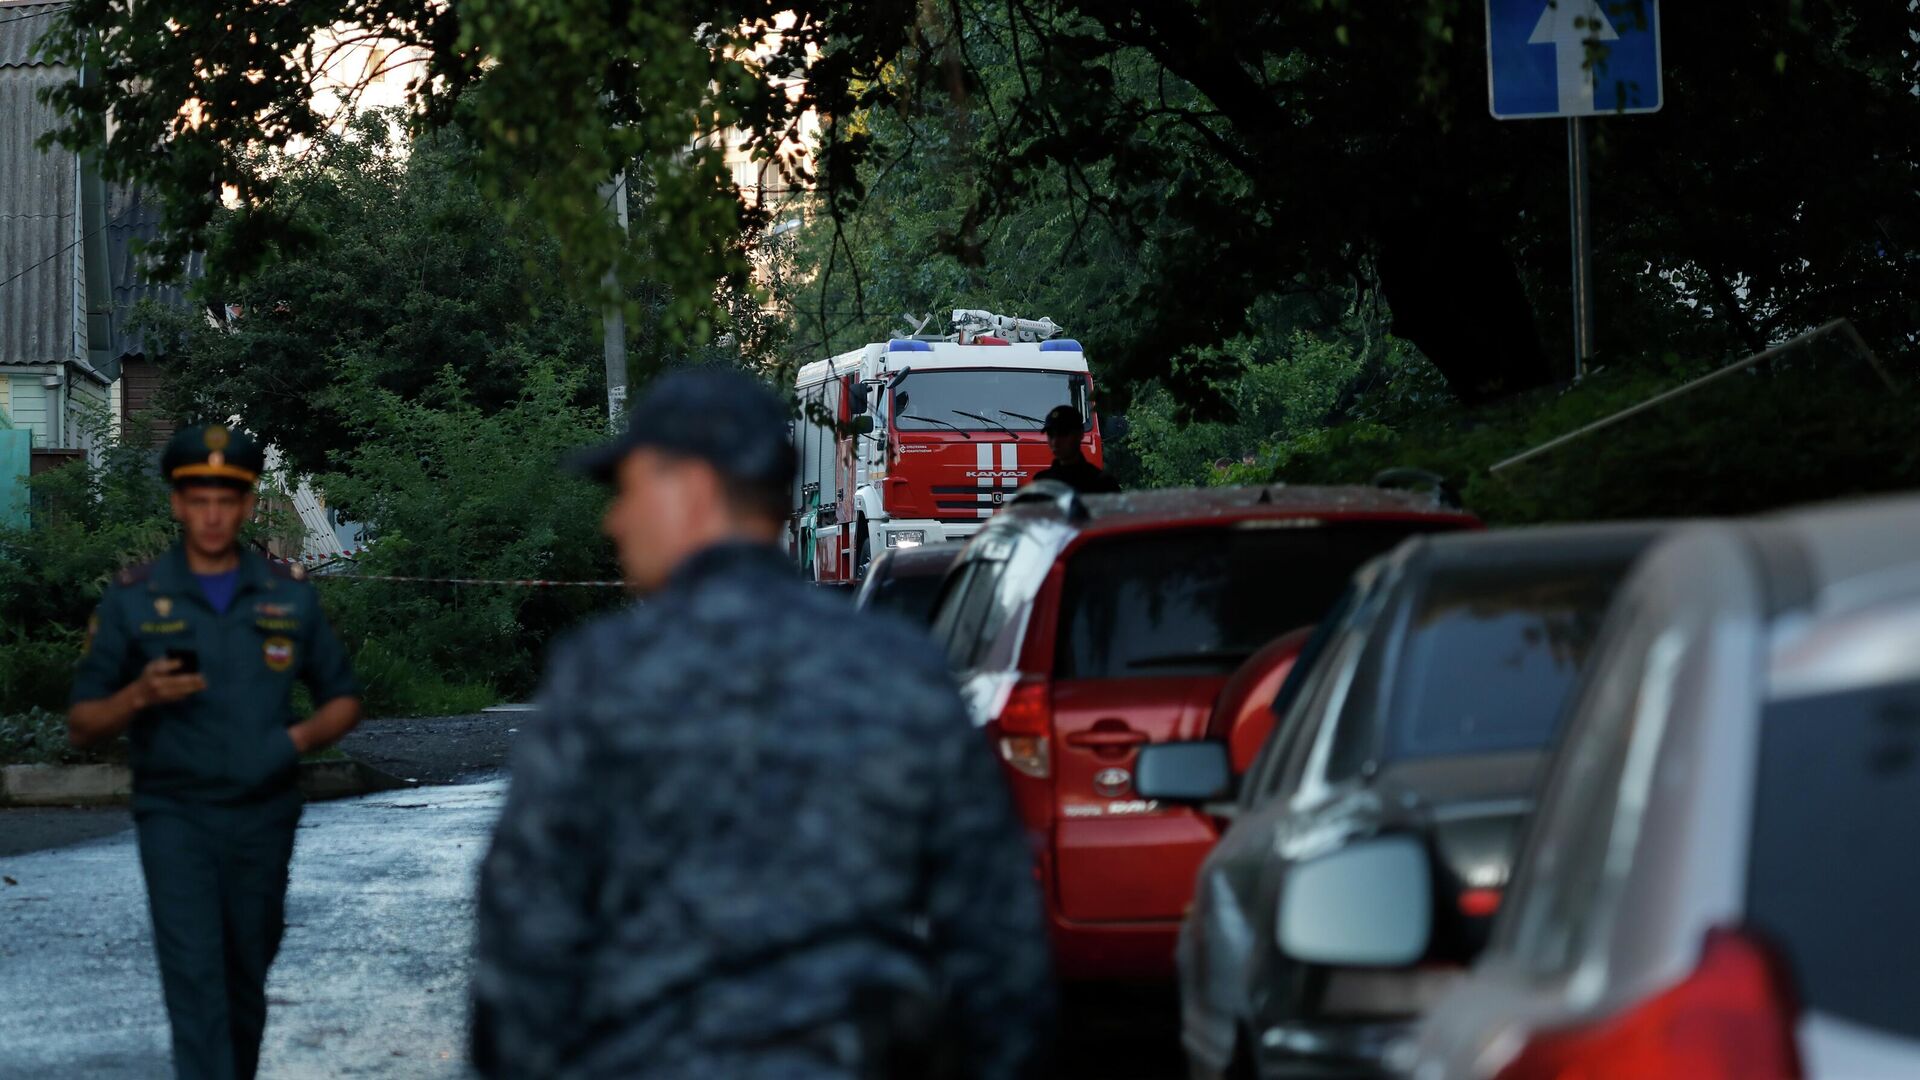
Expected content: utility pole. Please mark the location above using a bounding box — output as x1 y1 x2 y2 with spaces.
599 170 630 423
1567 115 1596 381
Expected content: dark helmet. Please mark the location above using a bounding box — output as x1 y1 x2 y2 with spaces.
1042 405 1085 436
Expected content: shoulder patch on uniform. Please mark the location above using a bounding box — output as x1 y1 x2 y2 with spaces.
115 561 155 588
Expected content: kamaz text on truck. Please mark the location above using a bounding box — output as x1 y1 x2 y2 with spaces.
791 311 1108 584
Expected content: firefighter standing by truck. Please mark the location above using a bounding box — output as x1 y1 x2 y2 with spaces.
1031 404 1120 495
471 369 1053 1079
67 423 363 1080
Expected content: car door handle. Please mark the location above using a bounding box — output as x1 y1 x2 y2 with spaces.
1065 730 1149 749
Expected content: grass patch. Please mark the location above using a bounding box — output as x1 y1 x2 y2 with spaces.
0 708 123 766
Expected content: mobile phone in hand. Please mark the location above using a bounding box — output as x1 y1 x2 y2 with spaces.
165 647 200 675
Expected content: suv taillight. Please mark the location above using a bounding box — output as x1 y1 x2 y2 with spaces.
995 679 1052 779
1495 928 1801 1080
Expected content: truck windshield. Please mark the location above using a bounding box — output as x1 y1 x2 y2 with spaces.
892 370 1090 433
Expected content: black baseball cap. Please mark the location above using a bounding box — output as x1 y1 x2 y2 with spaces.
571 367 797 490
1043 405 1085 435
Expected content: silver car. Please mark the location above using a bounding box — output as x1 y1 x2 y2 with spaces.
1394 494 1920 1079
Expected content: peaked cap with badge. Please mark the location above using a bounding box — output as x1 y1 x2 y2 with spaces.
162 423 267 489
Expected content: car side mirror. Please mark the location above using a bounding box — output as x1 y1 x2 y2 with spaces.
1134 741 1233 803
1278 834 1433 968
1101 414 1131 443
850 381 871 415
852 416 875 436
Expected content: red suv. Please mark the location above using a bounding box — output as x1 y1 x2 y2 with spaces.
930 483 1478 980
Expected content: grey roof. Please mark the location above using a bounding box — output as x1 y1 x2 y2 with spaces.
105 183 202 361
0 1 77 368
2 1 199 370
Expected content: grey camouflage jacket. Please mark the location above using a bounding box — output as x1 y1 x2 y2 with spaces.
471 542 1053 1079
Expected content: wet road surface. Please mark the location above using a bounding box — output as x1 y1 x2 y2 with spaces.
0 725 1183 1078
0 779 501 1078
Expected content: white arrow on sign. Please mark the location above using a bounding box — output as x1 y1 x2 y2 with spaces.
1529 0 1620 115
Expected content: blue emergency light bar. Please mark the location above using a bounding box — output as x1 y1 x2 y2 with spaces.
887 340 933 352
1039 339 1082 352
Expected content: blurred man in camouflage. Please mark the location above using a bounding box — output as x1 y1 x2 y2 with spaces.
471 369 1053 1079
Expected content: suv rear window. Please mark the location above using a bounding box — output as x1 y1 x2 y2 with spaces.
1054 523 1427 679
1747 676 1920 1040
864 567 949 624
1382 559 1630 761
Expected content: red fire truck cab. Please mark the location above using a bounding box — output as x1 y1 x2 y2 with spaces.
791 314 1106 583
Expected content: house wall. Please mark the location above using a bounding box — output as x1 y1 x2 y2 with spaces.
119 358 174 445
0 374 10 423
7 376 47 446
69 373 107 458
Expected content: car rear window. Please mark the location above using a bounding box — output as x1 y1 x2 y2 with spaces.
1383 559 1630 761
1747 676 1920 1040
863 568 949 624
1054 522 1430 679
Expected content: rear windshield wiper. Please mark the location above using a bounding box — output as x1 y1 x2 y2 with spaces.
954 410 1020 441
1125 651 1256 670
898 415 972 439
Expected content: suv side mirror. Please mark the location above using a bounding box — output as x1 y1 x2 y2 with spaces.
1134 741 1232 803
1278 835 1433 967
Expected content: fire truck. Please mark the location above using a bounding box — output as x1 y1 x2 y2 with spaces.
791 310 1108 583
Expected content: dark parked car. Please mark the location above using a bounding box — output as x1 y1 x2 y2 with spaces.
1408 495 1920 1080
854 542 962 623
1137 523 1665 1079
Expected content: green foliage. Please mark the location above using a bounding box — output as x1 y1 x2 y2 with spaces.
311 356 621 709
142 120 605 477
0 708 114 766
1260 340 1919 524
1116 333 1393 488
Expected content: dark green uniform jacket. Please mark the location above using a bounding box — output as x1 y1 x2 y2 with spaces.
70 544 360 808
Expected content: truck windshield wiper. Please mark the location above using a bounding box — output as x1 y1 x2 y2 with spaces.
1000 410 1047 429
954 410 1019 441
899 414 971 439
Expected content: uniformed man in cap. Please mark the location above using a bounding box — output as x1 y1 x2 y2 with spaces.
68 423 362 1080
472 368 1053 1079
1030 404 1120 494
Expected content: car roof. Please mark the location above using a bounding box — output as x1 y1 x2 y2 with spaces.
1750 493 1920 610
995 483 1476 533
1410 519 1673 570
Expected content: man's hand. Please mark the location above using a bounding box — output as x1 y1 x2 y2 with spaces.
69 657 207 748
130 657 208 709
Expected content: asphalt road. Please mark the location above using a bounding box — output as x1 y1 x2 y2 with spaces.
0 780 500 1079
0 711 1184 1078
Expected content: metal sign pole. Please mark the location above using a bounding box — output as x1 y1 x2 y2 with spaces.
1568 115 1595 380
599 170 631 423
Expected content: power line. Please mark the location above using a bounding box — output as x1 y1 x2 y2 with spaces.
0 7 62 27
0 223 103 296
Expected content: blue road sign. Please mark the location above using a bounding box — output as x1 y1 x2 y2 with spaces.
1488 0 1663 120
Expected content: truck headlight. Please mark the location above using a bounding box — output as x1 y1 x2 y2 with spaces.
886 530 926 548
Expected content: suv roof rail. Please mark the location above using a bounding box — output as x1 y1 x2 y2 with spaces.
1372 467 1463 509
1005 479 1090 521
